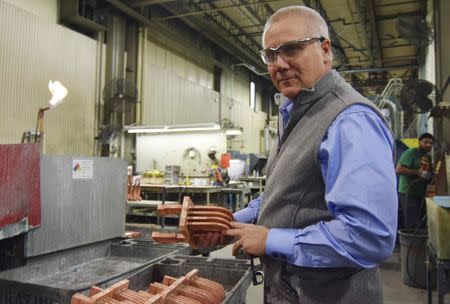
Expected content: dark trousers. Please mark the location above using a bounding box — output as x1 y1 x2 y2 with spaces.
399 193 425 229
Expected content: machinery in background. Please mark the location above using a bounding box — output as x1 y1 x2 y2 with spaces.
99 78 137 157
0 144 41 270
0 146 126 270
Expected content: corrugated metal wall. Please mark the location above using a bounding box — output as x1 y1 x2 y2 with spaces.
221 69 266 153
3 0 57 22
142 39 219 125
0 0 97 156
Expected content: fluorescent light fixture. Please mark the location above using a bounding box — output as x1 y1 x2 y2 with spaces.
126 123 221 134
48 80 68 108
225 129 242 136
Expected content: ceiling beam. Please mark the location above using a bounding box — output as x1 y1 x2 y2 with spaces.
339 64 418 74
238 0 274 30
104 0 151 25
159 1 268 75
129 0 174 7
357 0 383 67
154 0 283 21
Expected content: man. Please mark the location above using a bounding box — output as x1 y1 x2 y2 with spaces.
396 133 434 229
223 6 397 303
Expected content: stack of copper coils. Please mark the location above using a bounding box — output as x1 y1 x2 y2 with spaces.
152 197 232 248
71 269 225 304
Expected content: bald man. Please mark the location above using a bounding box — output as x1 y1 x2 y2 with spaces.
225 6 397 304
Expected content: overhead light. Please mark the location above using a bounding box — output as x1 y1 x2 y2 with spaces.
219 118 243 137
225 129 242 136
126 123 221 134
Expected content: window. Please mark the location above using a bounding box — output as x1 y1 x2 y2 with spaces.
250 80 256 111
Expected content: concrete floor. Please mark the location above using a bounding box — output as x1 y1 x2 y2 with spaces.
210 245 450 304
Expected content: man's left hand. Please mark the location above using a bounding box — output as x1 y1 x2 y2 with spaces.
224 222 269 257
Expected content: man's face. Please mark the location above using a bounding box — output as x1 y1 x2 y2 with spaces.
419 138 433 153
263 16 332 99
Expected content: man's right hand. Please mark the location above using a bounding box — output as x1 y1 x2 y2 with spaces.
190 231 234 251
418 170 432 180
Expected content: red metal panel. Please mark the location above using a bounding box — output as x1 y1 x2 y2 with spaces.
0 144 41 231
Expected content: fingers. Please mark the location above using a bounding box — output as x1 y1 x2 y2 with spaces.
232 240 243 256
224 228 244 237
209 231 220 246
229 221 253 229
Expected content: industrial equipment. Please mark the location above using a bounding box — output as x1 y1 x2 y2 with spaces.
0 145 251 303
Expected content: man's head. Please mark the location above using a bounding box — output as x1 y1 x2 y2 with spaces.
261 6 333 99
418 133 434 153
207 146 217 160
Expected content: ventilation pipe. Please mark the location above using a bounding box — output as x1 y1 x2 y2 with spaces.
375 98 404 138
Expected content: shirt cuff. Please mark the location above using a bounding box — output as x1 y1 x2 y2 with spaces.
233 209 255 223
265 228 297 262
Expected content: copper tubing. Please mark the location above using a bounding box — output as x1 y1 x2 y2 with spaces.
151 232 186 243
117 290 149 304
187 221 230 232
166 295 201 304
187 216 231 227
178 285 216 304
188 278 225 303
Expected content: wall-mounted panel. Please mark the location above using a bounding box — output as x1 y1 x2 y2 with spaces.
26 156 126 257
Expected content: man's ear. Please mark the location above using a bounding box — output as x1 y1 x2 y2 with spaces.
321 39 332 64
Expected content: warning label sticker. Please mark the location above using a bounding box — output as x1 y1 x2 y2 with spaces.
72 159 94 179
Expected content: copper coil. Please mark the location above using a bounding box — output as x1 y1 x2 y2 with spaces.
103 298 122 304
117 290 148 304
187 221 230 232
187 216 232 228
188 278 225 303
148 282 167 295
178 285 216 304
188 210 233 222
167 294 201 304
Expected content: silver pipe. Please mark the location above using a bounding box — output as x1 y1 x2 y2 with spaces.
375 98 403 138
338 65 418 74
264 126 270 154
94 31 104 156
136 25 144 125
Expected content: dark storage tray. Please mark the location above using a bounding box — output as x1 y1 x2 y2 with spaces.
0 239 189 303
118 255 251 304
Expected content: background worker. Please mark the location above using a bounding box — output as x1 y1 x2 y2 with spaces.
396 132 434 229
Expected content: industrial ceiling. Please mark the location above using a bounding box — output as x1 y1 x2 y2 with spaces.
117 0 429 96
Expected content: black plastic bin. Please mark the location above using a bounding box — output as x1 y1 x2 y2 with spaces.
0 239 189 303
398 229 428 289
0 241 251 304
122 255 251 304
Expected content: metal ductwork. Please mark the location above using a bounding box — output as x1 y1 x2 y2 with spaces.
375 98 404 139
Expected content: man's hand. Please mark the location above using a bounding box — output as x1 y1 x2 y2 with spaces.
224 222 269 257
418 169 432 180
190 231 234 251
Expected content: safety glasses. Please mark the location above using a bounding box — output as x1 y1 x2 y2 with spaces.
259 36 325 65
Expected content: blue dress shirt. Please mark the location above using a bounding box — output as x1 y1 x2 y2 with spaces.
233 101 398 268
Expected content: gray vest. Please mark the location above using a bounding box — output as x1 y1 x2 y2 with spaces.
258 70 386 303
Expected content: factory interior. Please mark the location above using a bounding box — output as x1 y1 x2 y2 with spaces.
0 0 450 303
